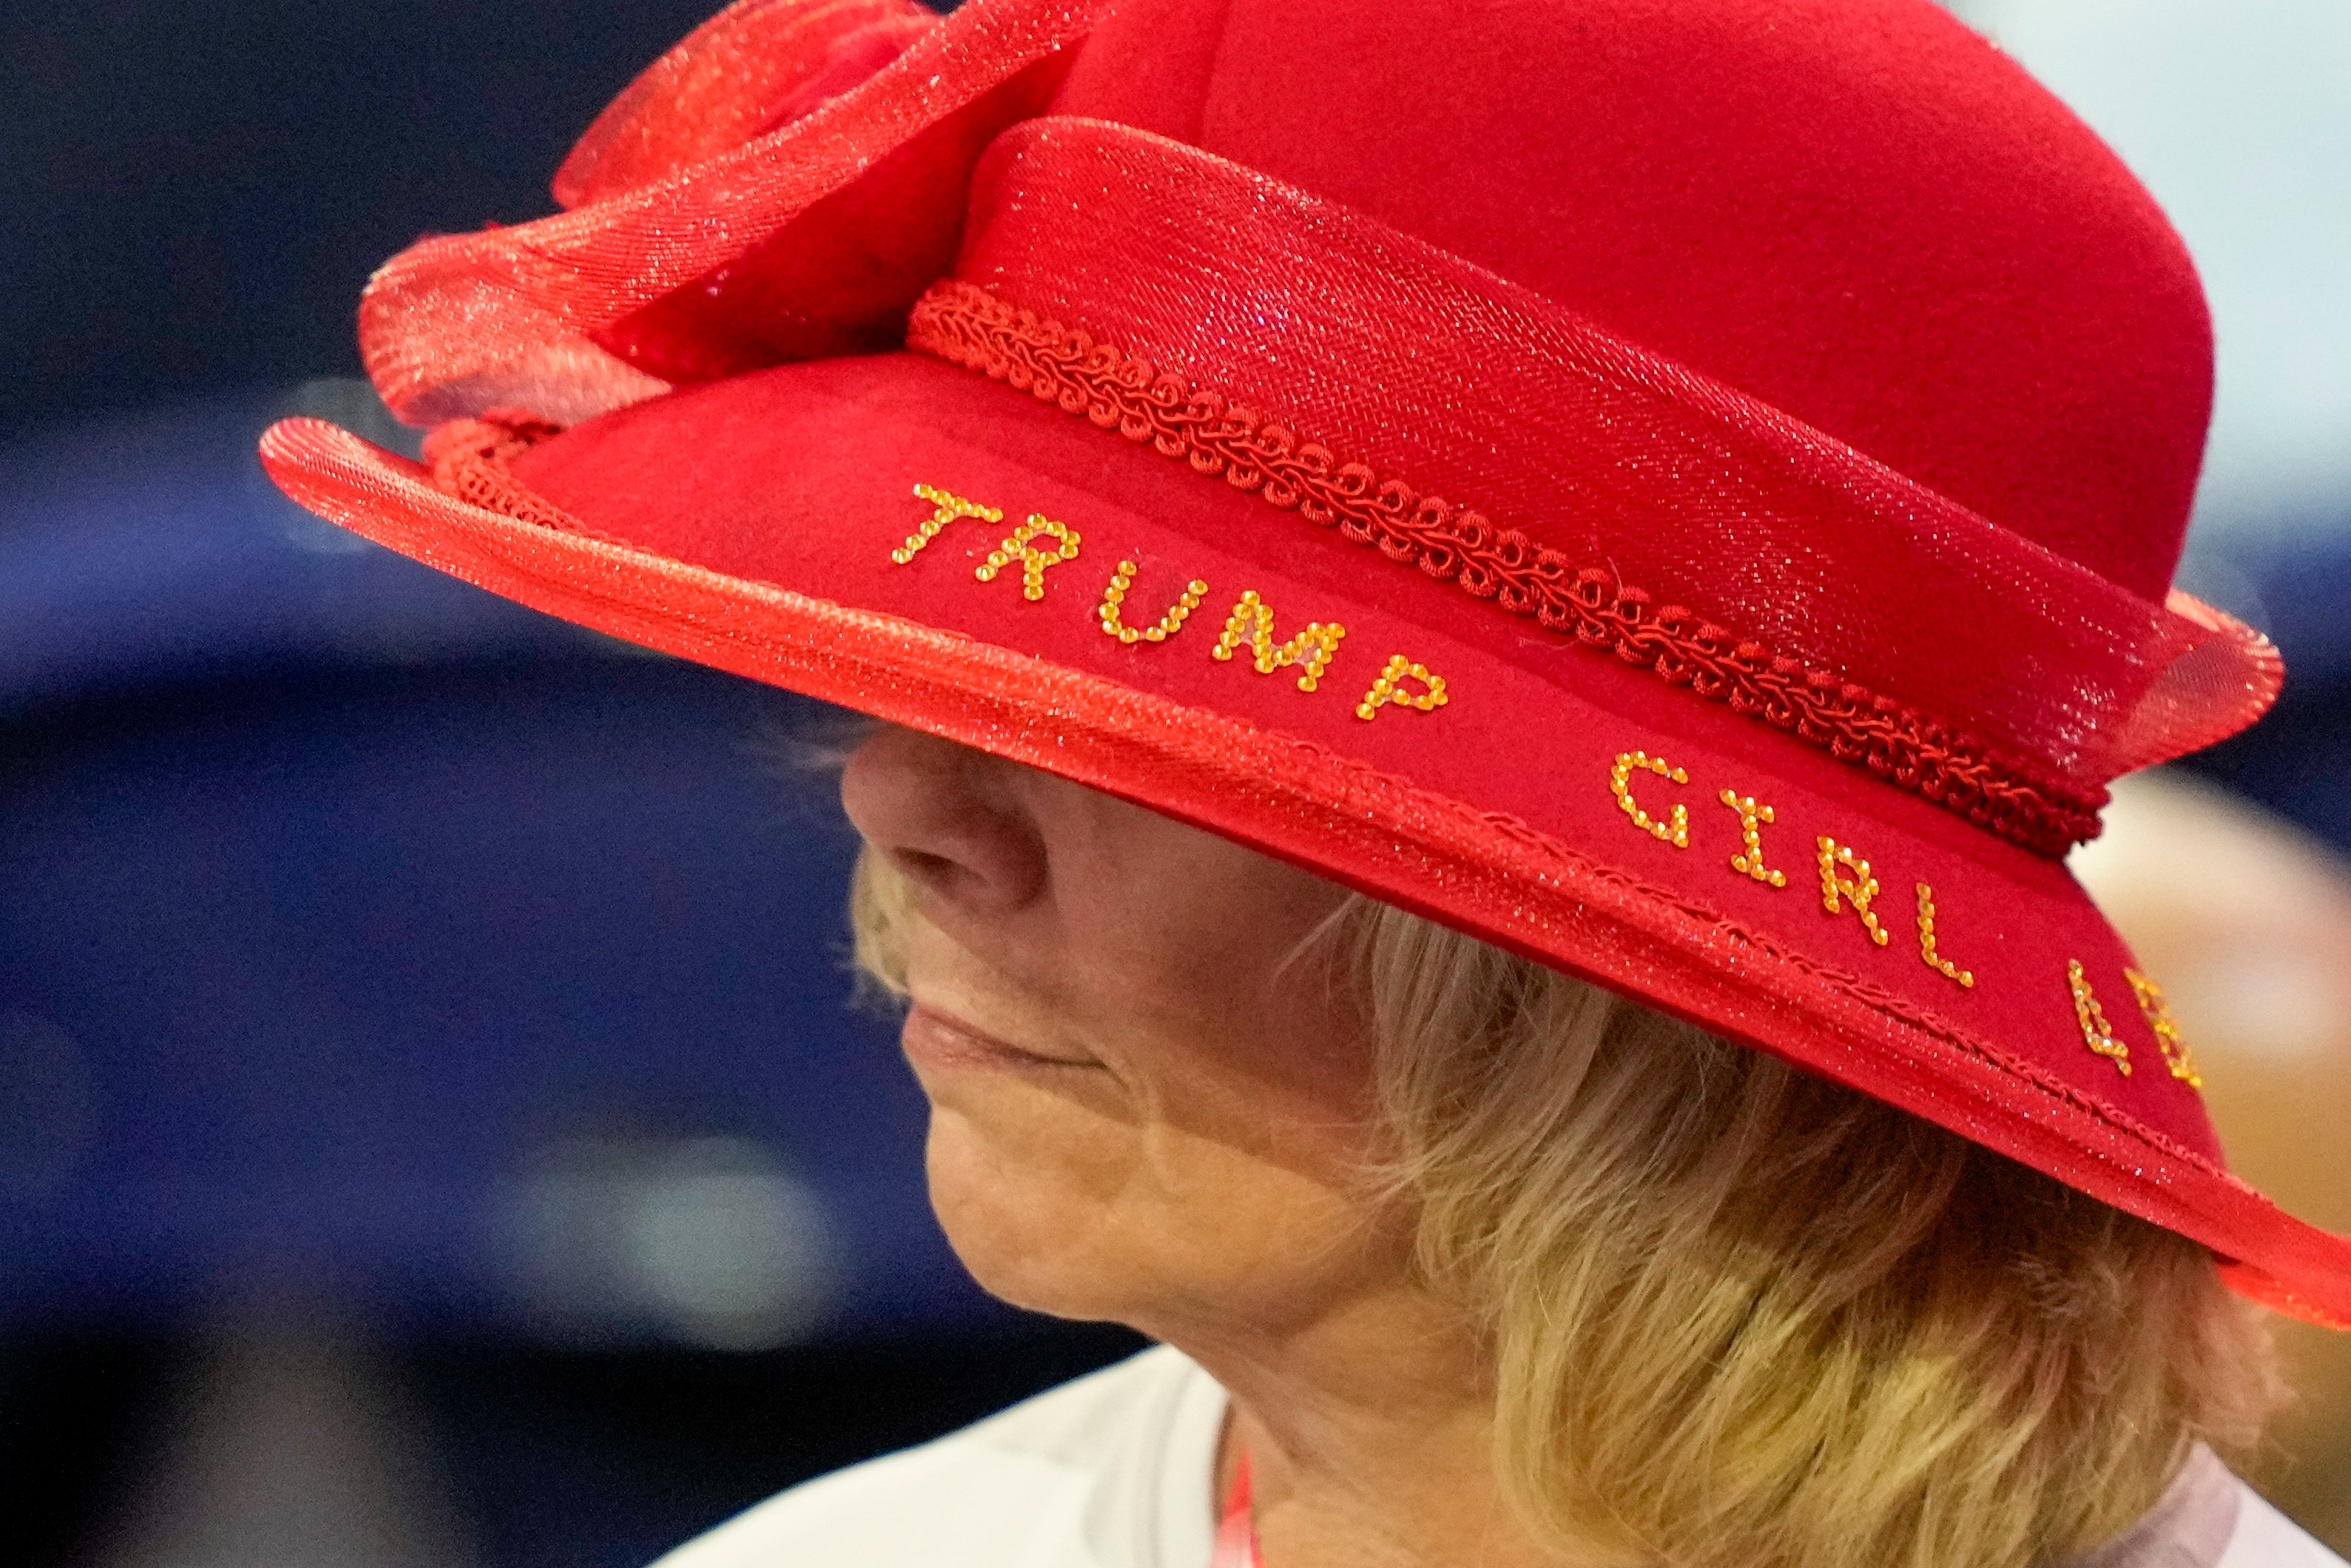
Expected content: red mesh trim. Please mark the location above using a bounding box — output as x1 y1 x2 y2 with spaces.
907 280 2106 859
422 411 608 540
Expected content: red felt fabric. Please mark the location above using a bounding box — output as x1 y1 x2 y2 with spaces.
1053 0 2212 604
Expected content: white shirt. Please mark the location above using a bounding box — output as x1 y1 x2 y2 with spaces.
655 1345 2344 1568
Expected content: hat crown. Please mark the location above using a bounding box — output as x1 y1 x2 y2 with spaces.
1052 0 2211 603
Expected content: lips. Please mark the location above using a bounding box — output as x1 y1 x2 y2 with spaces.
900 1001 1097 1074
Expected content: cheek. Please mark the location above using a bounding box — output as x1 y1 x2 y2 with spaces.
1058 858 1376 1123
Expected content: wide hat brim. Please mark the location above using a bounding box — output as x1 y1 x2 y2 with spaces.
263 347 2351 1329
260 0 2351 1327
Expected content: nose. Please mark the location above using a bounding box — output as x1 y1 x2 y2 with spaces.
838 725 1049 919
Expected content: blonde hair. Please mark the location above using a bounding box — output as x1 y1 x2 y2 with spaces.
852 848 2279 1568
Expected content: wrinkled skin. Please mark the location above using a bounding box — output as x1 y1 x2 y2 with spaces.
840 724 1552 1568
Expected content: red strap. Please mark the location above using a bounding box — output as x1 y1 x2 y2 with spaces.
1210 1451 1262 1568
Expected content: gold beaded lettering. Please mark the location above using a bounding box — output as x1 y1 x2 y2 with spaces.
973 513 1081 600
1914 882 1974 989
1098 561 1208 643
1816 837 1889 947
894 483 1003 564
1355 655 1449 720
2125 969 2202 1089
1610 751 1690 848
2068 960 2131 1077
1210 590 1348 692
1716 790 1787 886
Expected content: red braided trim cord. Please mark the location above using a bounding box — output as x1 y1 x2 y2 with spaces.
422 410 611 540
905 280 2105 858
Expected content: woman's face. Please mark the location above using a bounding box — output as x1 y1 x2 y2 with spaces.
840 724 1407 1341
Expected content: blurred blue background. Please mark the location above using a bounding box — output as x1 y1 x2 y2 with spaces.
0 393 1145 1564
1 1 2345 1564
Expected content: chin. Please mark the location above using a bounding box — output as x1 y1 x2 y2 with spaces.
922 1105 1142 1323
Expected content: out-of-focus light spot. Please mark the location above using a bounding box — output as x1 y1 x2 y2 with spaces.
90 1312 476 1568
280 379 425 463
2074 769 2351 1072
502 1135 838 1351
1954 0 2351 537
2169 953 2341 1064
268 381 402 558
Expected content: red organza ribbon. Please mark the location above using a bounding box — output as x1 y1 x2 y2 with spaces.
550 0 941 209
357 0 1119 425
935 118 2279 794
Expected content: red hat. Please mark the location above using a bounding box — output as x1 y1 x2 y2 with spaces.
261 0 2351 1327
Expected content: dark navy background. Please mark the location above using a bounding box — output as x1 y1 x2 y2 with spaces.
1 1 731 439
2 6 1149 1563
0 1 2340 1565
